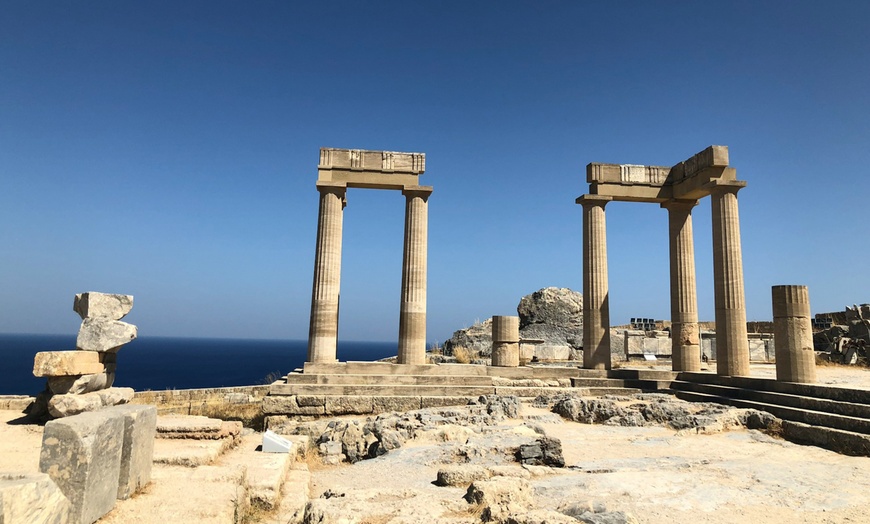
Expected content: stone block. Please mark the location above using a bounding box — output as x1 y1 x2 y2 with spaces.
534 345 571 361
39 410 125 524
372 396 422 413
262 396 325 416
48 387 134 418
76 318 137 352
0 472 71 524
624 334 643 355
48 372 115 395
156 415 223 434
324 396 373 415
74 292 133 321
104 405 157 500
33 351 105 377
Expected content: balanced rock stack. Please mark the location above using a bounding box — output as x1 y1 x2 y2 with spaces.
31 292 138 419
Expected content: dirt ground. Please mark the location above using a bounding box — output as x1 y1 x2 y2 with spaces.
4 363 870 523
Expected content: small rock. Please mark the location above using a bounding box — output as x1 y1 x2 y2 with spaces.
576 510 640 524
435 465 490 487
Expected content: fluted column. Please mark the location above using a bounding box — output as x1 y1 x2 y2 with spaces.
772 285 817 383
578 195 612 370
662 199 701 371
398 187 431 365
710 181 750 376
491 316 520 367
307 183 346 363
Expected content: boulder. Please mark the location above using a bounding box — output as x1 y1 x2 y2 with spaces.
39 410 125 524
48 387 134 418
76 318 138 352
517 437 565 467
443 318 493 357
0 472 71 524
435 465 490 487
73 292 133 321
518 287 583 351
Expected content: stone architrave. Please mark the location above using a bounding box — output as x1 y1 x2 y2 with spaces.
662 199 701 371
710 180 750 376
491 316 520 367
577 195 612 370
39 410 125 524
0 472 71 524
398 187 431 365
76 318 138 353
74 293 134 321
105 405 158 500
33 351 105 377
307 183 346 364
772 285 817 383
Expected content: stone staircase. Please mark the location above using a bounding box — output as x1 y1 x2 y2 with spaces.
669 372 870 456
571 369 678 391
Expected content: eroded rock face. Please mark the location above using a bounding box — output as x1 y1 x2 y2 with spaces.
0 472 71 524
443 318 494 357
464 477 533 522
517 287 583 350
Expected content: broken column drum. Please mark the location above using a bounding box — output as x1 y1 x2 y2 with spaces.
306 148 431 365
491 316 520 367
579 146 751 375
772 285 817 383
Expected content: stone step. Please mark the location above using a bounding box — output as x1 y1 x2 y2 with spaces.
303 361 488 376
221 434 295 510
487 366 581 379
780 420 870 457
575 369 679 381
284 373 494 386
670 380 870 420
571 377 671 390
676 372 870 403
270 383 496 397
670 388 870 435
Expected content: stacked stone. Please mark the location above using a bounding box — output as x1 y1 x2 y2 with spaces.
32 292 138 419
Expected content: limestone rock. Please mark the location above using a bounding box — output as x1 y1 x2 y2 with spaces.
105 405 157 500
443 318 493 357
464 477 533 522
553 397 625 424
576 511 640 524
33 351 105 377
0 472 71 524
518 287 584 351
47 372 115 395
517 437 565 467
47 387 134 418
76 318 138 352
435 465 490 486
39 410 125 524
73 292 133 320
505 509 579 524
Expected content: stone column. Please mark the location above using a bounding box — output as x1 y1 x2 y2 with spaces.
577 195 613 370
491 316 520 367
307 183 346 363
710 181 750 376
398 187 431 365
772 285 817 383
662 199 701 372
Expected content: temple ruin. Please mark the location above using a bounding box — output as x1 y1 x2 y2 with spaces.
307 147 431 366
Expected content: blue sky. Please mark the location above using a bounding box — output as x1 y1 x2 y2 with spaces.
1 1 868 344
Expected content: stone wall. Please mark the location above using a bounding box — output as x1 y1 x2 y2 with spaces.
131 385 270 426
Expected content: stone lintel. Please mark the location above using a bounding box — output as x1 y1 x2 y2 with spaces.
575 194 613 206
669 145 729 182
402 185 433 198
589 183 671 203
317 147 425 190
660 198 700 210
703 178 747 195
671 166 734 199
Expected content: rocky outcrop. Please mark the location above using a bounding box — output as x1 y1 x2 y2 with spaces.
443 287 583 357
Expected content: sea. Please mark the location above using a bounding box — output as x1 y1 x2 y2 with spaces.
0 333 397 396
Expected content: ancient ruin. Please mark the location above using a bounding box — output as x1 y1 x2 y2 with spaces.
578 145 750 375
308 148 431 366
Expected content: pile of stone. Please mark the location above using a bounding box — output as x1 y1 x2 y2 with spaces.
31 292 138 419
152 415 243 467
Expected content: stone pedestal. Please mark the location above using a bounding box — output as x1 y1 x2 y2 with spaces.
398 188 431 365
578 195 612 370
662 200 701 371
710 181 750 376
491 316 520 367
307 184 346 364
772 285 817 383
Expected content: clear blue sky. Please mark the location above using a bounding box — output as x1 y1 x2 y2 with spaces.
2 1 868 343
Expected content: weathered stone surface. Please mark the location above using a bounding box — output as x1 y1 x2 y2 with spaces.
39 410 125 524
518 287 584 351
464 477 533 522
156 415 223 434
444 318 494 357
48 372 115 395
516 437 565 467
74 292 134 321
33 351 105 377
0 472 71 524
76 318 138 352
435 465 490 486
262 396 325 416
575 511 640 524
505 509 579 524
324 396 373 415
47 387 134 418
105 405 157 500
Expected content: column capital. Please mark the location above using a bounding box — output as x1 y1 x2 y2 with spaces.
402 185 433 200
575 194 613 208
316 182 347 208
704 179 747 195
660 198 699 211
